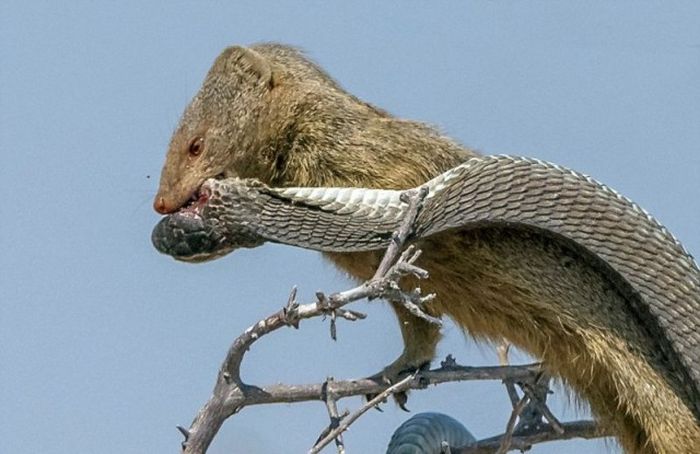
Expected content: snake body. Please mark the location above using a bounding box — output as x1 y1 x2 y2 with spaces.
152 155 700 420
385 412 475 453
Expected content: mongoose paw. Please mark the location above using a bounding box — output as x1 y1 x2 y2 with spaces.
365 359 431 411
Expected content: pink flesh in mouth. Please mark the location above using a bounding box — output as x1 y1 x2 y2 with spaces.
178 188 210 217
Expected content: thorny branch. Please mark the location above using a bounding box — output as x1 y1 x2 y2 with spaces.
177 188 609 453
455 420 610 454
318 378 348 454
310 373 418 454
496 393 530 454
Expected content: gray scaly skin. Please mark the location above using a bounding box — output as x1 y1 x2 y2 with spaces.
385 412 476 453
153 155 700 452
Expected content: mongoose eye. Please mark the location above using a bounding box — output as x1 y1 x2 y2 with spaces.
188 137 204 157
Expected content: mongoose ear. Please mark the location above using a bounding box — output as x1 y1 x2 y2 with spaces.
213 46 277 89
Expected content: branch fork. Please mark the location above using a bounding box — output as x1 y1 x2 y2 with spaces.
176 187 609 453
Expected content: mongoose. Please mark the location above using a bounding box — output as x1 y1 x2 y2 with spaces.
154 44 700 453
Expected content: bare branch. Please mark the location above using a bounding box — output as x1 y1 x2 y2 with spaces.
496 394 529 454
310 373 416 454
520 378 563 434
372 186 428 279
455 420 611 453
219 363 542 407
391 287 441 326
496 340 521 411
496 341 510 367
317 378 348 454
176 187 611 453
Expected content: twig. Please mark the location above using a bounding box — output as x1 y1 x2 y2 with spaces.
209 362 541 409
496 341 521 410
454 420 611 453
372 186 428 279
180 359 541 452
496 341 510 367
521 380 563 434
318 378 347 454
496 394 529 454
310 373 417 454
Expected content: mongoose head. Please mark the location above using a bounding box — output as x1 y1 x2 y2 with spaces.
154 43 467 214
154 46 276 214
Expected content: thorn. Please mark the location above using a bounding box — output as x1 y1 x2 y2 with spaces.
330 312 337 341
176 425 191 441
283 287 301 328
316 291 329 310
287 286 298 307
441 354 457 368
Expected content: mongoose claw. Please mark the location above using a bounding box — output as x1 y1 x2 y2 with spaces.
395 391 410 412
365 359 431 410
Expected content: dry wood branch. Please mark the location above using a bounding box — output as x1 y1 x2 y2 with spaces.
496 341 521 411
179 360 543 453
496 394 530 454
455 420 611 453
496 341 510 367
186 362 541 425
371 186 428 279
318 378 347 454
520 378 563 434
310 373 417 454
177 187 610 453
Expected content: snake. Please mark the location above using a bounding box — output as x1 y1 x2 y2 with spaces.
385 412 475 453
151 155 700 420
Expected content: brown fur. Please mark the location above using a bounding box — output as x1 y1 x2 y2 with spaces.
155 44 700 453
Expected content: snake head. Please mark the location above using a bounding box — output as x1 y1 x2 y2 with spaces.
152 177 268 262
151 212 235 263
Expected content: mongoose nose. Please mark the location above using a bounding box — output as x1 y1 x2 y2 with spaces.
154 196 171 214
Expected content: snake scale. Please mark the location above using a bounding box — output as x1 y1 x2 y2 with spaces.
152 155 700 423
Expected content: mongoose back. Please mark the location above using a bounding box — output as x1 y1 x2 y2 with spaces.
154 43 700 453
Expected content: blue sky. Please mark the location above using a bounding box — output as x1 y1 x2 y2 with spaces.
2 2 698 453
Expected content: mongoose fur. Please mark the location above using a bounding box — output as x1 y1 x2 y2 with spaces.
154 44 700 453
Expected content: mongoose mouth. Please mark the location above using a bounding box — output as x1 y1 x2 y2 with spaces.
174 172 231 216
176 187 212 219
